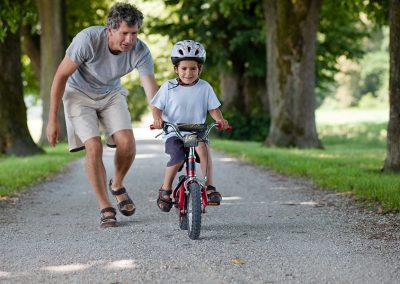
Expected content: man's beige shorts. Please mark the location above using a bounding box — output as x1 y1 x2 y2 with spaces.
62 86 132 152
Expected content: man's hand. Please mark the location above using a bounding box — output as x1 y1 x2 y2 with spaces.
46 120 60 147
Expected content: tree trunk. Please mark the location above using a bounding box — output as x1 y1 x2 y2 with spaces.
220 72 240 110
220 71 268 116
36 0 67 145
383 0 400 172
0 28 43 155
264 0 322 148
21 26 41 81
243 75 268 114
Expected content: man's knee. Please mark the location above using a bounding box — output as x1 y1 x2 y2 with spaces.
114 130 136 157
84 137 103 159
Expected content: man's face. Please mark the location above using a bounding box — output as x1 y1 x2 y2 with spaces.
108 21 139 53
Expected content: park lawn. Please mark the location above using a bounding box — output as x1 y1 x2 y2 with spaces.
0 144 83 196
212 122 400 211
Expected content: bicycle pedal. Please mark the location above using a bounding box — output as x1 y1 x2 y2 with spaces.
207 202 220 206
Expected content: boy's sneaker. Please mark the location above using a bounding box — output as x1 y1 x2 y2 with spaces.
206 185 222 206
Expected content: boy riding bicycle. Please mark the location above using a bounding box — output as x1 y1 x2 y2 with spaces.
151 40 229 212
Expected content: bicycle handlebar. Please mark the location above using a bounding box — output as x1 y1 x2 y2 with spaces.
150 122 232 140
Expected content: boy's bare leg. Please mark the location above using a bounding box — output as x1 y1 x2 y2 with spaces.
196 142 221 204
162 162 183 190
196 142 213 185
84 137 111 210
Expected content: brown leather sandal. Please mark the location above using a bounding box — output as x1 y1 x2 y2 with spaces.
157 189 173 212
108 179 136 216
206 185 222 206
100 207 117 228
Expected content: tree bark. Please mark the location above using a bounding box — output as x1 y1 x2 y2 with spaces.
220 71 242 112
36 0 67 145
243 76 268 114
0 28 43 155
220 71 268 116
21 26 41 81
264 0 322 148
383 0 400 172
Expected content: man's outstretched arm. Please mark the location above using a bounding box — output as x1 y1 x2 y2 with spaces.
46 55 79 146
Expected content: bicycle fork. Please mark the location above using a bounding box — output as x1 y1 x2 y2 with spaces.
174 147 208 215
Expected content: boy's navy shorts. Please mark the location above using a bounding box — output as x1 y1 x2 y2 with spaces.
165 136 206 167
165 136 186 167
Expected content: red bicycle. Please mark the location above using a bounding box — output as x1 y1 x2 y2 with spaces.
150 122 232 240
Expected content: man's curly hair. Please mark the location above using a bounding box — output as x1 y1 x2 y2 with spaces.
106 3 143 29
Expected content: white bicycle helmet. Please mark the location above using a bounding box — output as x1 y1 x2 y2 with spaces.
171 40 206 65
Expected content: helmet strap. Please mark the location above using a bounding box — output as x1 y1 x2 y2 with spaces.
177 78 199 86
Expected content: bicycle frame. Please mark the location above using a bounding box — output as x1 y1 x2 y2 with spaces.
174 145 208 216
150 122 232 239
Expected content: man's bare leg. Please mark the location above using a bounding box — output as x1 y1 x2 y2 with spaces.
110 129 135 209
84 137 111 209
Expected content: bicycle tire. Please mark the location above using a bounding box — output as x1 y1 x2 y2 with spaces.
187 183 202 240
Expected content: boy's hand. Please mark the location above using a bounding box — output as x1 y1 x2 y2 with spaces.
216 119 229 130
153 118 164 129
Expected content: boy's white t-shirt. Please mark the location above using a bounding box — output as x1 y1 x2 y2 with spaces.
151 78 221 140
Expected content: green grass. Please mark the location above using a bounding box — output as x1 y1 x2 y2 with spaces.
212 122 400 211
0 144 83 196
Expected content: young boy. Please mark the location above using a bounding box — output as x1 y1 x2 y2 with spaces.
151 40 229 212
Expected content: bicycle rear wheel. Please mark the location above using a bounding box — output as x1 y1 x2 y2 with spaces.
187 183 202 240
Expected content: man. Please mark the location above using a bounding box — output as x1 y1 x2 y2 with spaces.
46 3 158 228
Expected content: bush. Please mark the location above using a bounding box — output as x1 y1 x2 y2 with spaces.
209 110 270 142
125 85 149 122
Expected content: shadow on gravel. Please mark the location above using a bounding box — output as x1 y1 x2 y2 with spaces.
113 219 145 227
199 222 290 241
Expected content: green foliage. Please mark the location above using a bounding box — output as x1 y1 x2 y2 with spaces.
208 110 269 142
65 0 109 43
316 0 389 105
21 54 39 98
316 0 369 103
124 83 149 122
213 121 400 211
356 28 389 104
0 0 37 42
146 0 265 87
0 144 83 196
360 0 389 26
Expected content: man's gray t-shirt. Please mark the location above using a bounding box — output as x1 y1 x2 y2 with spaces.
151 78 221 140
66 26 154 98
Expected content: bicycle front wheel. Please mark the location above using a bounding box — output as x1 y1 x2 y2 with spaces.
187 183 202 240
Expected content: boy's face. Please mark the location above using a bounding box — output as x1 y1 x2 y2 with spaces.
108 21 139 54
175 60 201 85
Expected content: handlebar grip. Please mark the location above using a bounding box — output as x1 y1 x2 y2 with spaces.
150 124 155 130
216 123 233 131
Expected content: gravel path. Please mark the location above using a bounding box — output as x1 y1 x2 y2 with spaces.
0 127 399 284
